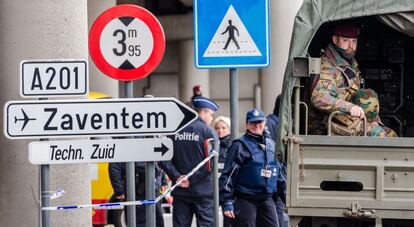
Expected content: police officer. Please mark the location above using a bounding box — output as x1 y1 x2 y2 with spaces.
108 162 166 227
266 95 280 143
161 96 219 227
309 21 396 137
266 95 289 227
219 108 285 227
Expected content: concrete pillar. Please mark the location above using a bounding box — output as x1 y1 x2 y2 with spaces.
88 0 119 98
260 0 303 114
0 1 90 226
178 39 210 103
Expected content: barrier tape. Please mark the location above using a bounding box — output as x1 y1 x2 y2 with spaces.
41 151 217 211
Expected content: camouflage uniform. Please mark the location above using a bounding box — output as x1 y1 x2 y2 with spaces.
352 89 397 137
308 43 396 137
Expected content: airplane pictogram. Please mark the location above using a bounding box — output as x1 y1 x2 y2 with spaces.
14 108 36 131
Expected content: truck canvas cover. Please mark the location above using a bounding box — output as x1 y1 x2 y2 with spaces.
278 0 414 155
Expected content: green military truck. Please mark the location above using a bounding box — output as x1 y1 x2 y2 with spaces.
277 0 414 226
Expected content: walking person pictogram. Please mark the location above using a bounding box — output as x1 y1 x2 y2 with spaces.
221 20 240 50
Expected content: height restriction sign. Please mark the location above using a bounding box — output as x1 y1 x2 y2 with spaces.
89 4 165 81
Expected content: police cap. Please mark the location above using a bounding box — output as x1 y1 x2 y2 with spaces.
246 108 266 123
192 96 219 112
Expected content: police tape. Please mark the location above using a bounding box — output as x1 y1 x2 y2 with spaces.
41 151 217 211
154 150 217 203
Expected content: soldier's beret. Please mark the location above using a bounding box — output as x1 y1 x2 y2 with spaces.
333 22 359 38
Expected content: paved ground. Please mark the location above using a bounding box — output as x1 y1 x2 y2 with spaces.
163 211 224 227
104 209 224 227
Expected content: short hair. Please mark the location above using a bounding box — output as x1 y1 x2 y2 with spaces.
213 116 231 129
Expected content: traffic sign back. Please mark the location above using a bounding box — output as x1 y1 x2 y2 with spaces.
194 0 270 68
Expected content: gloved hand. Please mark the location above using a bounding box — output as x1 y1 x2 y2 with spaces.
222 202 235 219
223 203 233 212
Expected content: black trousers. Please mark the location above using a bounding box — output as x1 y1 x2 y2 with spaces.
108 193 165 227
232 196 279 227
172 195 213 227
136 201 164 227
223 214 233 227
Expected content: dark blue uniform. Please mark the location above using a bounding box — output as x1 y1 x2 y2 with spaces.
217 134 233 227
161 117 217 227
266 113 289 227
219 131 285 227
218 134 232 163
266 114 279 142
218 134 232 174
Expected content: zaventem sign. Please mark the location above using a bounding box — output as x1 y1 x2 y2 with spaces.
4 97 197 139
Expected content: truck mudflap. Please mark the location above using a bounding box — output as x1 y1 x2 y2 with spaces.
286 135 414 223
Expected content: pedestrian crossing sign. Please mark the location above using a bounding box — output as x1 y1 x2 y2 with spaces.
194 0 270 68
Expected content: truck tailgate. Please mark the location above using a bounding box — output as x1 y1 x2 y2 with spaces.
287 135 414 219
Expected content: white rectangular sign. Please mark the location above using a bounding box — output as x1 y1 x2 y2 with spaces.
29 138 173 164
4 97 197 139
20 59 88 98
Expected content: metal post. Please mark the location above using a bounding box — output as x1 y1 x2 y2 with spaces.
39 96 50 227
145 94 156 227
40 162 50 227
213 141 220 227
230 68 239 139
294 79 300 135
145 162 155 227
125 81 136 227
38 166 41 227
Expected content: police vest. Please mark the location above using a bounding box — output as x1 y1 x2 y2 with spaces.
235 134 279 195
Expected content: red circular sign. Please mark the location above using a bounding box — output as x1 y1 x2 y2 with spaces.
89 4 165 81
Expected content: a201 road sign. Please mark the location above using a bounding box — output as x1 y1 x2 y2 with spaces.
4 97 197 139
29 138 173 164
20 59 88 98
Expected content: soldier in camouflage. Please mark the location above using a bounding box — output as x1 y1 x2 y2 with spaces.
308 22 396 137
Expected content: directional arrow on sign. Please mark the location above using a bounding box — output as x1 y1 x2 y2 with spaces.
4 97 197 139
154 143 169 156
28 138 174 164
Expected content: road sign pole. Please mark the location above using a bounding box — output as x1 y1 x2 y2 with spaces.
38 96 50 227
213 141 219 227
144 95 156 227
228 68 238 227
145 161 155 227
125 81 136 227
41 162 50 227
230 68 239 139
